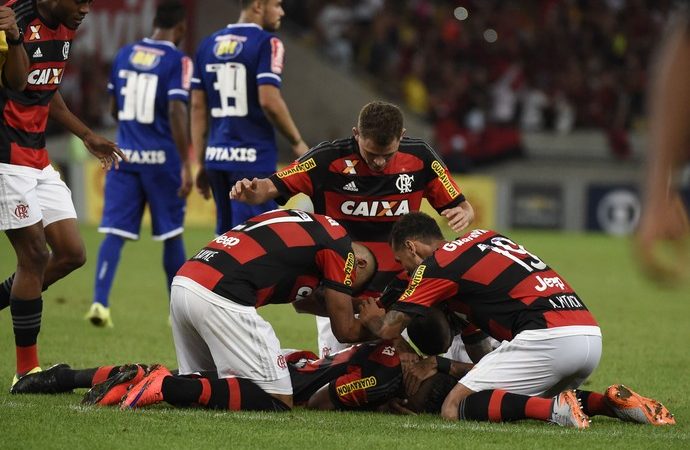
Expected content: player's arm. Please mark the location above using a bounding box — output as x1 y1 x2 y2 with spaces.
191 89 211 199
636 12 690 282
49 91 126 169
324 287 376 343
169 99 192 198
0 6 28 91
258 84 308 157
292 286 328 316
359 298 412 340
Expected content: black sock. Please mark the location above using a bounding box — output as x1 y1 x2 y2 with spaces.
10 296 42 347
0 274 15 311
459 389 551 422
162 376 290 411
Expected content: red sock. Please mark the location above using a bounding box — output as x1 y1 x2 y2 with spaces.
16 345 39 375
92 366 117 385
577 390 613 417
524 396 552 421
460 389 552 423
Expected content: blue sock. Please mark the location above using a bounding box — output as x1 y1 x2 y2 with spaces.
163 236 186 293
93 234 125 307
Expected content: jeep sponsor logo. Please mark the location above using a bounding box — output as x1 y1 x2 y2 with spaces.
340 199 410 217
442 229 490 251
276 158 316 178
213 235 240 248
343 252 355 286
431 160 459 199
336 376 377 397
399 265 426 301
27 68 63 86
534 275 565 292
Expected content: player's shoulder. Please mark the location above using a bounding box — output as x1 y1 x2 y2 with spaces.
399 136 444 160
10 0 36 25
305 137 356 160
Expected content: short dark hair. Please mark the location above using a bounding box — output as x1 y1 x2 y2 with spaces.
406 307 452 356
153 1 186 29
240 0 266 9
389 212 444 251
357 101 404 146
407 372 458 413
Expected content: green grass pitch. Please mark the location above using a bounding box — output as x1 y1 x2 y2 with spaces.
0 226 688 449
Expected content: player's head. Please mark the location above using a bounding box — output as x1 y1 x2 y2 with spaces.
406 307 453 355
50 0 93 30
241 0 285 32
390 212 444 274
351 242 378 294
353 101 405 172
406 372 458 414
154 1 187 45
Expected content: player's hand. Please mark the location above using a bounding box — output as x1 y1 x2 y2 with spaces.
195 167 211 200
178 163 193 198
0 7 20 41
357 297 385 325
441 200 474 233
403 357 438 397
230 177 260 203
82 132 127 170
635 192 690 284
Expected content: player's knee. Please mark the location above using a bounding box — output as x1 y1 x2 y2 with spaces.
57 246 87 272
17 244 50 273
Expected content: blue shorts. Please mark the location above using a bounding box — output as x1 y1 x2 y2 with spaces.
99 168 185 240
206 169 277 235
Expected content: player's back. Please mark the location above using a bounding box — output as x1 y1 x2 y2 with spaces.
193 24 282 172
176 209 354 307
395 229 598 341
109 38 191 172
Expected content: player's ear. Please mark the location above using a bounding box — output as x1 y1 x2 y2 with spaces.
352 127 359 139
401 128 406 139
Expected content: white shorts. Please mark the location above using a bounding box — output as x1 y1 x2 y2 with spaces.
460 326 602 397
170 276 292 395
0 164 77 231
316 315 351 358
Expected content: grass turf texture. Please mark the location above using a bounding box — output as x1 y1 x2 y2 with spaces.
0 226 688 449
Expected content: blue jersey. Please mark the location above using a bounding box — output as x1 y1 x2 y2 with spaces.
108 38 192 172
192 23 285 172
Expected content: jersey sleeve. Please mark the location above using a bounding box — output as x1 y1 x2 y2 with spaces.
315 236 356 295
167 53 193 103
269 143 326 203
256 35 283 88
422 145 466 211
390 262 459 317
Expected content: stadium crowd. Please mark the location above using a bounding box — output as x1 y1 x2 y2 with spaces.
284 0 673 162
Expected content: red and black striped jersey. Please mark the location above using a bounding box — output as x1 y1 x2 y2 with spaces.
287 341 402 409
269 136 466 292
176 209 356 307
392 229 598 342
0 0 75 169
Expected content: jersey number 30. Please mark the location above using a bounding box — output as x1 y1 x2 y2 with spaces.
207 62 248 118
118 70 159 124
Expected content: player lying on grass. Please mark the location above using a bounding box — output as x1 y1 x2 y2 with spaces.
12 305 673 428
358 212 676 428
12 209 378 411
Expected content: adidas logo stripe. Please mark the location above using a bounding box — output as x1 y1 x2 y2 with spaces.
343 181 358 192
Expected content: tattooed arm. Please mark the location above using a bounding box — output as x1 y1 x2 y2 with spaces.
358 298 412 340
